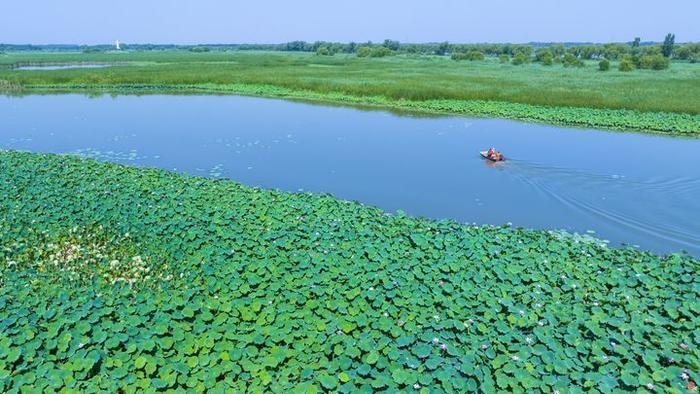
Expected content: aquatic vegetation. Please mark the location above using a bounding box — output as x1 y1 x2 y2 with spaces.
0 79 21 91
72 147 146 162
1 150 698 392
0 51 698 134
20 82 700 135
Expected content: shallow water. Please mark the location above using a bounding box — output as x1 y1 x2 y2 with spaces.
1 94 699 256
14 64 112 71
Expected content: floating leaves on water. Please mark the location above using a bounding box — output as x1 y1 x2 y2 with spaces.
208 163 224 178
72 147 146 162
0 150 698 392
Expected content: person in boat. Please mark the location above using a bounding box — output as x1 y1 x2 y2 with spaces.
486 147 504 161
485 148 504 161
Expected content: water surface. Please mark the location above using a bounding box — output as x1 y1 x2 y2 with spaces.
2 94 699 255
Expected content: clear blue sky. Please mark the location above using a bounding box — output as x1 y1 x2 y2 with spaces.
2 0 698 44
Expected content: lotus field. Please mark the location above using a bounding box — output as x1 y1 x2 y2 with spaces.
1 151 698 392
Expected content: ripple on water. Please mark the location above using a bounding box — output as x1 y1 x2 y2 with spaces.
505 160 700 250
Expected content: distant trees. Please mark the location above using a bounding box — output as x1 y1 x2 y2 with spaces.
508 46 534 65
315 46 334 56
282 41 356 54
540 53 553 65
435 42 449 56
168 39 697 66
662 33 675 57
535 49 553 65
551 44 566 57
641 45 662 56
674 43 700 61
467 51 485 60
285 41 308 51
619 56 635 71
638 54 670 70
598 59 610 71
356 46 393 58
356 46 372 57
601 43 628 60
452 51 484 61
382 39 400 51
10 40 700 63
562 53 584 67
26 38 696 69
372 47 393 57
565 45 598 60
499 44 513 56
511 53 529 65
675 46 692 60
512 45 532 58
607 49 671 71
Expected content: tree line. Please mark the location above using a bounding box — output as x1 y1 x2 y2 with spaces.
309 35 697 62
2 35 698 63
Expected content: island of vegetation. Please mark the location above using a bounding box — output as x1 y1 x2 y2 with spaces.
1 150 698 392
1 37 699 135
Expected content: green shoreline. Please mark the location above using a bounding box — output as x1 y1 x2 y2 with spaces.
11 82 700 136
1 150 698 392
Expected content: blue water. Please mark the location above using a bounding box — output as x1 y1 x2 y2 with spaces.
2 94 699 256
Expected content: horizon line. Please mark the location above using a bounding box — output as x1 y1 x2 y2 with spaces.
1 40 691 47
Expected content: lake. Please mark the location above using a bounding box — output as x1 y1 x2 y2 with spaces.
2 94 699 255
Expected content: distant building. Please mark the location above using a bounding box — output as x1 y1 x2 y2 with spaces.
115 40 121 50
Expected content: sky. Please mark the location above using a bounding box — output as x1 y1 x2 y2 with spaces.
2 0 698 44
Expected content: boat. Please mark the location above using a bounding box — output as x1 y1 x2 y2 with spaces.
480 151 504 162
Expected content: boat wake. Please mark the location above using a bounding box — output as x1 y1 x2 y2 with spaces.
504 160 700 251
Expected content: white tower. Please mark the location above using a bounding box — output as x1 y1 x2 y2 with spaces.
115 40 121 50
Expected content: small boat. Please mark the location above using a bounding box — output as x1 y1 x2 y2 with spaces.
480 151 504 162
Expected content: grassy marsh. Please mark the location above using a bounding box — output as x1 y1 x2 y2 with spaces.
1 51 699 134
